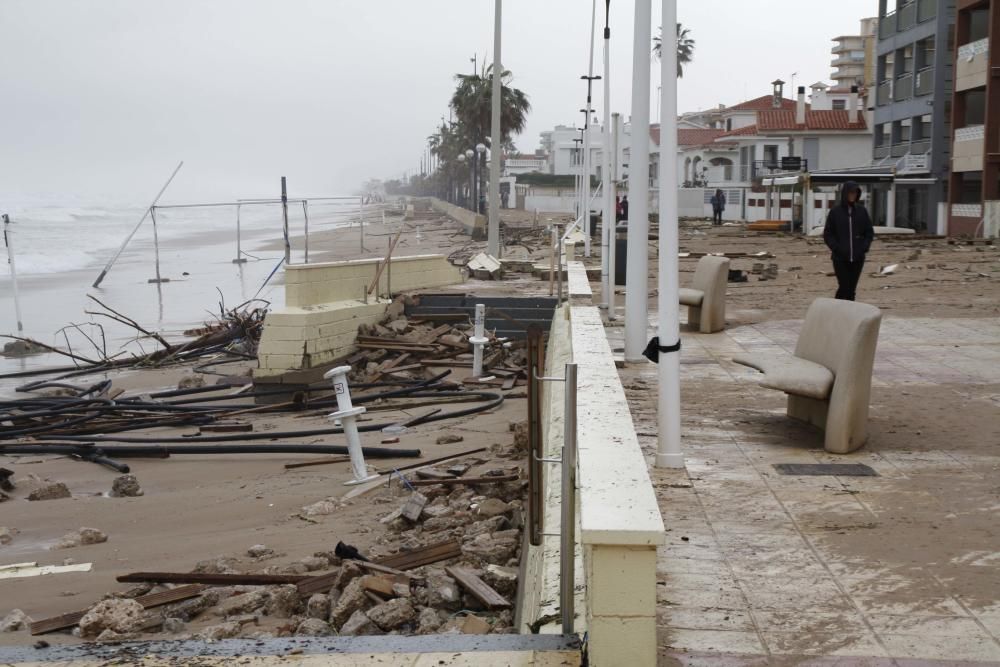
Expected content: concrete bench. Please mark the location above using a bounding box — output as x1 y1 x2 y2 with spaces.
733 297 882 454
678 255 729 333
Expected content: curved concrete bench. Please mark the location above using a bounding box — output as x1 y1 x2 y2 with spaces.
679 255 730 333
733 297 882 454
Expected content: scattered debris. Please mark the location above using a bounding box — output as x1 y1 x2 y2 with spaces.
0 562 93 580
880 263 899 275
27 482 71 501
246 544 274 559
0 527 16 545
77 598 145 639
467 252 503 280
54 528 108 550
1 609 31 632
436 434 465 445
0 468 14 492
109 475 143 498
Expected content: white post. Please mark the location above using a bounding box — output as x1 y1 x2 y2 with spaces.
887 183 897 228
549 224 557 296
324 366 379 485
600 7 613 310
608 112 620 320
233 203 246 264
656 0 683 469
302 201 310 263
488 0 503 258
470 303 488 377
624 0 652 363
804 185 816 235
2 215 24 333
359 196 366 252
281 177 290 264
937 201 948 236
149 207 165 284
583 0 597 257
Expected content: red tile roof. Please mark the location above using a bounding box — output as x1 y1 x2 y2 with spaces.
717 124 760 138
678 128 729 146
757 109 867 131
728 95 801 112
650 125 661 146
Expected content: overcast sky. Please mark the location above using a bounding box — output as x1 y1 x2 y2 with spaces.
0 0 876 204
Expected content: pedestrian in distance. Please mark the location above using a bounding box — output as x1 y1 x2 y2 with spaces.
823 180 874 301
621 195 629 223
710 189 726 226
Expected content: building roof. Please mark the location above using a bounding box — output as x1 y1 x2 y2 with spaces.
717 124 760 138
649 125 661 146
677 128 729 146
728 95 800 112
757 109 868 131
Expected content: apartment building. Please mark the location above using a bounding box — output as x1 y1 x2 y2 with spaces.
947 0 999 236
873 0 955 231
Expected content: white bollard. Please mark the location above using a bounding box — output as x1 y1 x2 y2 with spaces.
470 303 489 378
324 366 379 485
2 214 24 332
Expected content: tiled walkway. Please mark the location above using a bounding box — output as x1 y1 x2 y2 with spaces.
608 315 1000 665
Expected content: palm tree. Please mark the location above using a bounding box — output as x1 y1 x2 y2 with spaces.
653 23 695 78
449 63 530 150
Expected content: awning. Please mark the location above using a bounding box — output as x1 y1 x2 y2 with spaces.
894 178 937 185
762 175 802 186
808 168 894 184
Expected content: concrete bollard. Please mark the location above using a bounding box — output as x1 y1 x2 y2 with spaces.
324 366 379 485
563 240 576 264
470 303 489 378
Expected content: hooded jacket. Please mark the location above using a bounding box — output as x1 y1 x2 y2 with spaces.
823 181 874 263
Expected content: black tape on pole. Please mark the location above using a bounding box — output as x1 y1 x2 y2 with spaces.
642 336 681 364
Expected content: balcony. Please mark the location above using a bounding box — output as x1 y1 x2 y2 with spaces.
917 0 936 23
956 38 989 92
952 203 983 219
832 54 865 67
952 125 985 172
874 145 891 159
914 66 935 96
749 159 809 180
898 1 917 31
909 139 931 155
879 10 897 39
891 143 910 158
877 80 893 106
894 73 914 101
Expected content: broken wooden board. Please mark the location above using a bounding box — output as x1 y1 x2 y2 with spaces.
0 562 92 580
446 566 511 609
415 469 453 481
30 584 205 635
284 455 351 470
116 572 311 585
375 540 461 571
359 574 398 598
400 492 428 522
408 474 519 487
198 422 253 434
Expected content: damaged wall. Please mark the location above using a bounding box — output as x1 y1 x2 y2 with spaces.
426 198 487 239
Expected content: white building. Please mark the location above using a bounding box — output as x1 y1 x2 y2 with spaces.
831 17 878 90
502 153 546 176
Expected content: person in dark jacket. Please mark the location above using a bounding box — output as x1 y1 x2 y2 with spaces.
621 195 629 222
823 181 874 301
710 189 726 225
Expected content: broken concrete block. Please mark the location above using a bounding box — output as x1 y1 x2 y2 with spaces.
367 598 416 631
416 607 444 634
264 584 301 618
436 435 464 445
334 561 363 590
109 475 143 498
296 555 329 572
359 575 397 598
201 621 242 640
387 318 410 334
215 590 269 617
192 557 241 575
339 609 376 636
55 527 108 550
163 617 186 634
461 614 492 634
0 609 30 632
461 533 518 565
178 374 205 389
400 492 428 522
295 618 332 636
78 598 145 638
330 578 368 628
27 482 71 501
422 570 461 609
166 590 221 622
0 526 16 545
475 498 510 518
467 252 502 280
246 544 274 558
483 565 519 598
306 594 331 620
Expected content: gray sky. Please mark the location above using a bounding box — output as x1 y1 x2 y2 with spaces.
0 0 876 204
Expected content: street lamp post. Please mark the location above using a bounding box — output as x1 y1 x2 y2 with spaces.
476 142 487 215
488 0 503 257
457 153 467 205
465 149 475 211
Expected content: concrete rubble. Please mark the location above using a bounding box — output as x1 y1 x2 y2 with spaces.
27 481 71 501
109 474 143 498
54 527 108 550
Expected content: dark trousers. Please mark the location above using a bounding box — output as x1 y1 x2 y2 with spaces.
712 209 723 225
833 258 865 301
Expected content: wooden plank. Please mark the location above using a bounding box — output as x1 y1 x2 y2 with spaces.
359 574 397 598
375 540 461 571
446 463 471 477
284 455 351 470
370 353 410 383
30 584 205 635
296 571 339 596
117 572 310 585
446 566 511 609
399 492 428 522
409 474 519 487
415 469 453 481
199 422 253 434
375 447 488 476
419 324 454 345
357 560 416 580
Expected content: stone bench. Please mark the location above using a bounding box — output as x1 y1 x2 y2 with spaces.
733 297 882 454
678 255 729 333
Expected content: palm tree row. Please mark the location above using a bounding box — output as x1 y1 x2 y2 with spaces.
653 23 696 78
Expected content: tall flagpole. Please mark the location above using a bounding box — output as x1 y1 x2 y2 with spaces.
488 0 503 258
624 0 651 362
582 0 598 257
600 0 613 310
656 0 683 468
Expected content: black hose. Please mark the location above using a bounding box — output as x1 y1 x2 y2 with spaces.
31 390 504 444
0 443 421 459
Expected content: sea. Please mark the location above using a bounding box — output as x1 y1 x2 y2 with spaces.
0 195 363 392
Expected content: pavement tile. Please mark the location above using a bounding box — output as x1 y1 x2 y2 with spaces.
659 606 756 632
879 633 1000 662
865 614 991 637
760 630 889 657
660 628 767 654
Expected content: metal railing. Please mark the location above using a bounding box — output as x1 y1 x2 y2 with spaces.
874 145 891 159
898 1 917 31
909 139 932 155
892 142 911 157
877 80 893 106
917 0 936 22
750 159 809 180
879 10 897 38
915 66 935 96
895 73 914 101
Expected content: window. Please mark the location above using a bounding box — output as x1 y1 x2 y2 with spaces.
900 118 912 141
763 145 779 166
832 99 847 110
900 45 914 75
915 114 932 140
876 123 891 145
916 36 935 70
964 90 986 126
726 118 732 131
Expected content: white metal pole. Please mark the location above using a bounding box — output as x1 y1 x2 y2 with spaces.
324 366 379 485
656 0 683 469
600 2 612 309
149 207 164 284
625 0 652 363
583 0 597 258
302 201 310 263
2 215 24 333
470 303 488 377
281 177 290 264
488 0 503 258
92 161 183 288
233 203 247 264
608 112 620 320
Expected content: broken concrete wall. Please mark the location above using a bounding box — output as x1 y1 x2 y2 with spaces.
256 255 462 378
427 198 486 240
